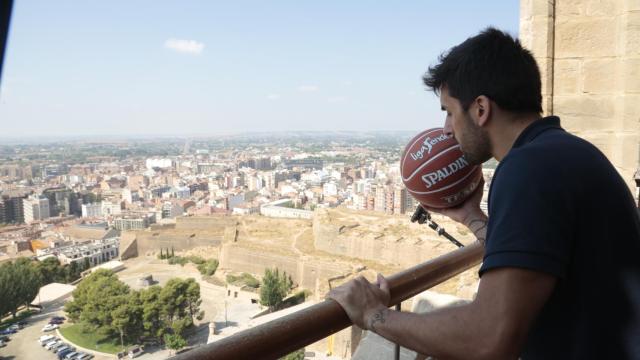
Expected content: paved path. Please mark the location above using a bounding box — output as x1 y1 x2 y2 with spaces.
0 302 110 360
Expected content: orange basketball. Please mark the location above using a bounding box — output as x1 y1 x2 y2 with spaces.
401 128 483 209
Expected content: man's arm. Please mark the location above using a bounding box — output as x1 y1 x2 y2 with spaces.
329 268 556 360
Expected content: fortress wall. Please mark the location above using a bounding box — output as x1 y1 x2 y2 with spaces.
521 0 640 192
219 243 351 289
313 219 454 268
175 215 237 230
135 232 223 253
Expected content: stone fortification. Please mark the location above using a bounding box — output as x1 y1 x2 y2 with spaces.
520 0 640 192
219 243 352 289
313 208 476 269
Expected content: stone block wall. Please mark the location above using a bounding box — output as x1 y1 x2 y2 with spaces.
219 243 351 289
520 0 640 192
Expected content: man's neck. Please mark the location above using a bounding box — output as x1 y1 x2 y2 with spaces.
491 113 541 161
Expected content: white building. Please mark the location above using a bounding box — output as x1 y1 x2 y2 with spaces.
145 158 174 170
260 199 313 219
171 186 191 199
38 237 120 267
101 201 122 216
323 182 338 197
81 203 103 218
23 196 50 223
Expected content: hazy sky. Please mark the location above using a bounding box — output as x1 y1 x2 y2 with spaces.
0 1 519 136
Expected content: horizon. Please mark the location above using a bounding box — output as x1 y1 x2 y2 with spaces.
0 1 518 136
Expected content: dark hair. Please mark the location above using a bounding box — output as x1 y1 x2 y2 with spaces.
423 27 542 114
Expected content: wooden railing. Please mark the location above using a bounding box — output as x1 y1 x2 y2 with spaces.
175 242 484 360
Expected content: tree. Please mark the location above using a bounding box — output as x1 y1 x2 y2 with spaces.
112 292 143 350
196 259 218 276
0 262 15 318
34 257 64 285
139 285 164 340
12 258 41 316
164 333 187 355
159 278 202 336
171 247 175 258
280 349 305 360
159 248 164 260
260 268 293 310
64 269 130 333
83 257 91 271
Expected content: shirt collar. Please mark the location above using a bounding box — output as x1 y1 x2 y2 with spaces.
512 116 562 149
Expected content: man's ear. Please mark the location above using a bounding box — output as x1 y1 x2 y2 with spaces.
473 95 491 127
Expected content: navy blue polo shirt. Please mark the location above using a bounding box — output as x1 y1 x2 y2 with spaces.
479 116 640 359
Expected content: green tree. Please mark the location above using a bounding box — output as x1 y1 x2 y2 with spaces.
159 278 201 336
260 268 293 310
112 291 143 350
0 262 15 318
159 248 164 260
196 259 219 276
65 261 81 282
34 256 67 284
83 257 91 271
64 269 130 334
139 285 164 340
171 247 175 258
164 333 187 355
280 348 305 360
12 258 41 316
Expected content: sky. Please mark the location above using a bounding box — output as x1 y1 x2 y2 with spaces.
0 1 519 137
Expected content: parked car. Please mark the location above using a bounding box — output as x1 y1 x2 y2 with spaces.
0 329 17 335
49 319 64 325
8 324 21 331
55 345 70 354
76 353 94 360
44 340 59 349
42 323 59 332
64 351 79 359
17 320 28 326
58 348 74 359
51 316 66 321
50 341 66 351
0 335 10 342
39 334 56 344
0 340 6 347
128 345 144 358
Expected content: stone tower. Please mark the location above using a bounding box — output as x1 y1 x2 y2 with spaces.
520 0 640 194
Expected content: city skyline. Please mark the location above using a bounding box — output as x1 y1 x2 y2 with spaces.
0 1 519 136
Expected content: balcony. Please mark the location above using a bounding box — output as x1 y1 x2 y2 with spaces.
174 242 483 360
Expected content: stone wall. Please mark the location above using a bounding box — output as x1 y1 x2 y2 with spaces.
312 211 467 269
520 0 640 191
219 243 352 289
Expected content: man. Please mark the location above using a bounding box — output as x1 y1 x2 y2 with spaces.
328 28 640 359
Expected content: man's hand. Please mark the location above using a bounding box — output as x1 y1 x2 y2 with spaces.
327 274 391 330
423 177 486 229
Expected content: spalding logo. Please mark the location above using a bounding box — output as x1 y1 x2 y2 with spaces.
420 156 469 188
409 133 449 161
442 177 480 204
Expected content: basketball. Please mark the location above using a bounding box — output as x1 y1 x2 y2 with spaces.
401 128 483 209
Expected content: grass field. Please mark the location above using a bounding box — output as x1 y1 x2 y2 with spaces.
59 323 132 354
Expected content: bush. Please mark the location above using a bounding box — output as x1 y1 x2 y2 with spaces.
185 256 205 265
168 257 188 266
226 273 260 288
196 259 219 276
280 348 305 360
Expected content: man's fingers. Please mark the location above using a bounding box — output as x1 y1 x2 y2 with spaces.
377 273 389 293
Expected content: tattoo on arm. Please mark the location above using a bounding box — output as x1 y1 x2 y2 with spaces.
368 308 388 332
467 219 487 245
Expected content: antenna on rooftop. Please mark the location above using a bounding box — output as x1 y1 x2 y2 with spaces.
410 205 465 248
